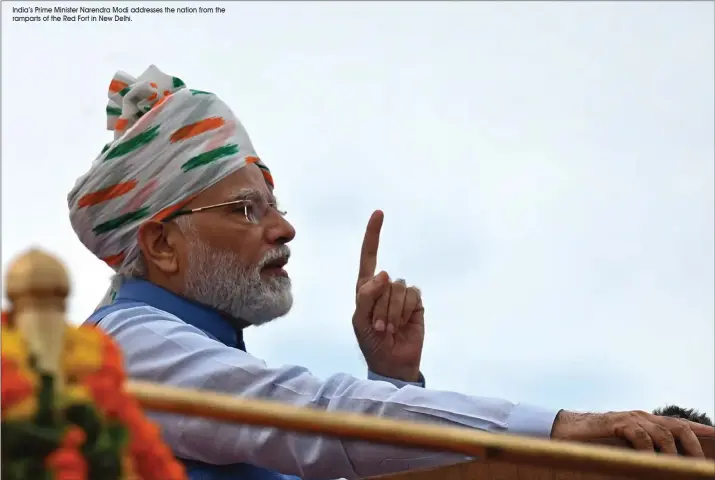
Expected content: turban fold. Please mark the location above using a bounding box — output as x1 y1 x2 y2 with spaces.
68 65 273 273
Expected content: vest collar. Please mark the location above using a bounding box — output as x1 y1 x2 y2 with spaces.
117 278 246 350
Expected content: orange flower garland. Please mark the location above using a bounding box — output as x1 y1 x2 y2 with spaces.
2 311 187 480
1 358 36 415
1 314 39 421
46 427 88 480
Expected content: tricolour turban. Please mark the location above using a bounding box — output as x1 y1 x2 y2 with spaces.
68 65 274 274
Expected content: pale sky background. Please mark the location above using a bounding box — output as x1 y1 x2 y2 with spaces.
2 1 714 419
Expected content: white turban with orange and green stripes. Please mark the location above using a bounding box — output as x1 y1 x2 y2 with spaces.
68 65 274 273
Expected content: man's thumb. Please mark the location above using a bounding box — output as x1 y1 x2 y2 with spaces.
354 271 389 319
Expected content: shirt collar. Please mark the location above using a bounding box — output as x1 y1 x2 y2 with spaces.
117 278 245 350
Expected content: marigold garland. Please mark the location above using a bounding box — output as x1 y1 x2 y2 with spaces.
1 310 187 480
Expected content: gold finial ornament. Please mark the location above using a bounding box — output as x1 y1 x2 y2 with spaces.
5 248 70 391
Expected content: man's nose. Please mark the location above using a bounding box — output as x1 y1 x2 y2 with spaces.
265 214 296 245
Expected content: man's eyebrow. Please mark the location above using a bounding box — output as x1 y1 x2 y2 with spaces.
226 188 277 204
227 188 260 201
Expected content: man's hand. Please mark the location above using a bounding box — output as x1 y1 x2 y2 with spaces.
552 410 715 457
353 210 425 383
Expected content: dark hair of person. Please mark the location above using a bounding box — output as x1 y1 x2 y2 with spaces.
653 405 713 426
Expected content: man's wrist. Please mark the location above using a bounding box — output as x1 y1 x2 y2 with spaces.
551 410 593 440
369 366 421 383
395 371 421 383
368 370 425 388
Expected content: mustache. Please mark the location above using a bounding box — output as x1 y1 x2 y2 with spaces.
258 245 291 268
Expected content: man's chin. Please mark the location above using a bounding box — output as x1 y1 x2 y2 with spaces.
242 281 294 325
245 298 294 326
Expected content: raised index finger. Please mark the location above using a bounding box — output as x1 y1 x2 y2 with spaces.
357 210 384 290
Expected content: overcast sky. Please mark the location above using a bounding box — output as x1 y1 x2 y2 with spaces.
2 1 713 419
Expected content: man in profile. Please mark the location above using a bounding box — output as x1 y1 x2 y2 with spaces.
68 65 715 480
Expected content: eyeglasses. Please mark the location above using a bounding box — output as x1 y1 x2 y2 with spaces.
162 199 287 225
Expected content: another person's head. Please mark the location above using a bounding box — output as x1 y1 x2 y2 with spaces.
653 405 713 426
68 65 295 327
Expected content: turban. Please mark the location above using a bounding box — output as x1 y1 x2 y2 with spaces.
68 65 273 275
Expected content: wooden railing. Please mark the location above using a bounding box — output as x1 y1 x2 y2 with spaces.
5 248 715 480
129 380 715 479
371 436 715 480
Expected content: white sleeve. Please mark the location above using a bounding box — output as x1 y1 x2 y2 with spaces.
100 307 558 480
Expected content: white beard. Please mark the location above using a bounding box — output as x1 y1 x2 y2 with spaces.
181 225 293 325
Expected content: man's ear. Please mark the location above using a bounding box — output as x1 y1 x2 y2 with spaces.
137 221 181 275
